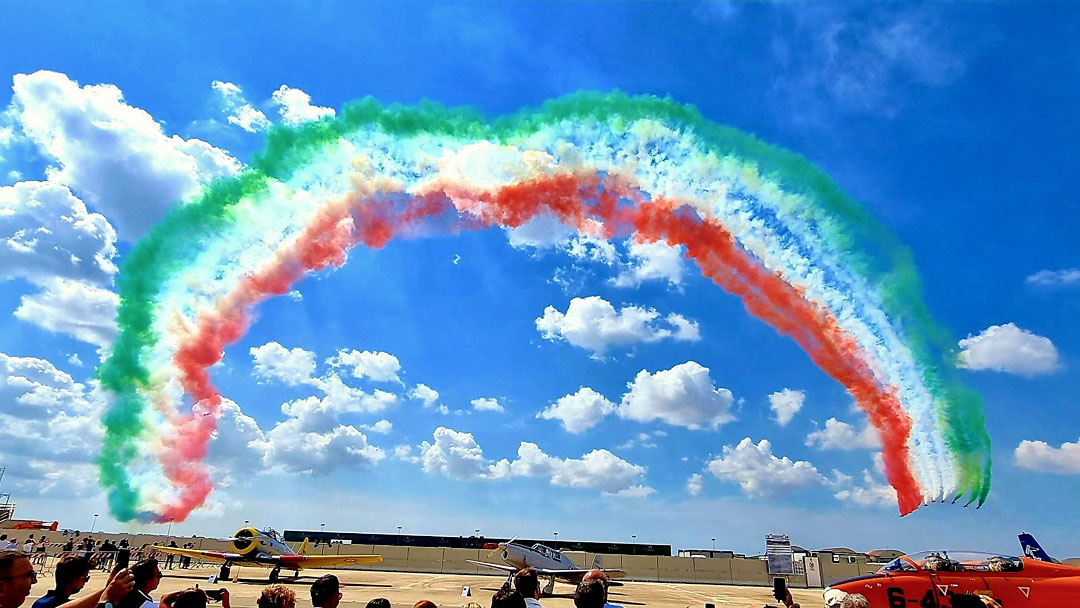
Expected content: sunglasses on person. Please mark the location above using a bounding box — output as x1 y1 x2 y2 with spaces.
0 570 37 583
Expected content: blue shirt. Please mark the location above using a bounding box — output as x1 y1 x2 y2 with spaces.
33 591 70 608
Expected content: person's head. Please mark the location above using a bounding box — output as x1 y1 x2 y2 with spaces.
120 540 128 548
130 558 162 593
54 556 91 595
840 594 870 608
490 588 526 608
258 585 296 608
573 579 606 608
171 589 208 608
513 568 540 600
0 550 36 608
364 600 390 608
581 569 609 588
412 602 437 608
310 574 342 608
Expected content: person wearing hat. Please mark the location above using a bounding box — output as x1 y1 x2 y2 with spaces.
309 575 342 608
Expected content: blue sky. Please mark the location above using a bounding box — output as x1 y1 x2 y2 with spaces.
1 1 1079 558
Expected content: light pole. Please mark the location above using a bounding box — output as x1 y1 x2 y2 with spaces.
167 518 174 539
397 526 402 545
320 523 326 554
631 535 636 555
91 514 99 533
711 538 716 551
553 531 558 549
244 520 249 527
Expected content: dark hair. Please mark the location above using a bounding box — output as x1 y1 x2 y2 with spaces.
54 556 91 589
490 589 526 608
0 550 28 575
513 568 539 598
310 574 340 607
412 602 437 608
130 558 160 588
365 600 390 608
171 588 208 608
573 579 606 608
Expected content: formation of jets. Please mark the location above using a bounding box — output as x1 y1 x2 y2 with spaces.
153 526 381 581
468 536 626 594
822 532 1080 607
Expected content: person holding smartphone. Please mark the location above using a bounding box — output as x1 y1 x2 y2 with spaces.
115 560 162 608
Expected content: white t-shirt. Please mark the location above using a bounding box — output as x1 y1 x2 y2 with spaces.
23 541 35 552
1 540 16 550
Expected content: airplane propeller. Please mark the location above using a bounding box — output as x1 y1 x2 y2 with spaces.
487 535 519 559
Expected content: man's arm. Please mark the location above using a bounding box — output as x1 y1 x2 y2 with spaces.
56 568 134 608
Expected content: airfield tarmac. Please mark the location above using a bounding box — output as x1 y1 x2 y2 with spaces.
30 567 825 608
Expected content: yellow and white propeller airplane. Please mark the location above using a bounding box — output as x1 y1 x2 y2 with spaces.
153 526 381 582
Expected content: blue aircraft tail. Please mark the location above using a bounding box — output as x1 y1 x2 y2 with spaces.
1019 532 1056 563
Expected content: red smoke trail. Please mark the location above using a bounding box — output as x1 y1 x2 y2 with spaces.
163 172 919 518
164 193 451 521
462 173 923 514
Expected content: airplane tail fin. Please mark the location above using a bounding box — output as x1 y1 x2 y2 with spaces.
298 537 310 555
1019 532 1055 562
591 554 603 569
48 521 58 531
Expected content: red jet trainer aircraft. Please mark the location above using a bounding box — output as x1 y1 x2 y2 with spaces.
823 550 1080 607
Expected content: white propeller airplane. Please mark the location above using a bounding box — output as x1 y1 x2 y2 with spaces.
468 536 626 594
153 526 381 582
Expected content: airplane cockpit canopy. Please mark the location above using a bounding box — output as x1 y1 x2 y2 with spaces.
881 551 1024 574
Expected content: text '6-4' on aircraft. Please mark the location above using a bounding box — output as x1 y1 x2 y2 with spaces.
823 546 1080 607
153 526 382 582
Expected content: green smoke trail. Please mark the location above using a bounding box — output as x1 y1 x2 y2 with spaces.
97 91 990 519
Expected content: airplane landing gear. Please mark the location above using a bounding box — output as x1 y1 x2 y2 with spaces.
269 566 281 583
219 563 232 581
542 576 555 596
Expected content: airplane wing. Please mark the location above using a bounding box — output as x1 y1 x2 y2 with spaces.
152 546 245 563
468 560 519 574
284 554 383 569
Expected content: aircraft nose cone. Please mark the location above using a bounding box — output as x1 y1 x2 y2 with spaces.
502 550 509 561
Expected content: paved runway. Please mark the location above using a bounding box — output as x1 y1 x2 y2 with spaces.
28 566 825 608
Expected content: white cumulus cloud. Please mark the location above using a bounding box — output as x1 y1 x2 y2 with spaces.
11 70 241 239
612 240 686 288
536 296 701 356
271 85 335 126
1015 437 1080 474
211 80 270 133
686 473 704 496
1 181 117 286
537 387 616 434
957 323 1060 376
619 361 735 429
769 389 805 426
14 277 117 349
408 383 439 407
706 437 827 498
833 469 897 508
506 441 653 497
418 426 506 480
250 342 317 385
805 417 880 450
328 349 402 383
470 397 505 413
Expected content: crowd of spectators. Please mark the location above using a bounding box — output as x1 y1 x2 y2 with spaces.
0 545 1010 608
